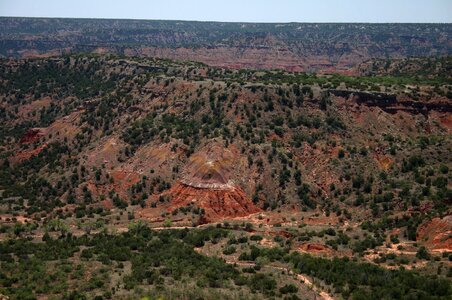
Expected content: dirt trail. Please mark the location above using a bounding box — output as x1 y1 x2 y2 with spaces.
224 259 335 300
277 266 335 300
294 273 334 300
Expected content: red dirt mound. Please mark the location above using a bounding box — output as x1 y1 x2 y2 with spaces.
299 243 334 255
163 143 260 222
417 216 452 251
167 182 260 222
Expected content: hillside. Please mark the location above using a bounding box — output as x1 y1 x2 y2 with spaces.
0 54 451 299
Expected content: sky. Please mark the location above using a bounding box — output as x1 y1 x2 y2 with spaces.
0 0 451 23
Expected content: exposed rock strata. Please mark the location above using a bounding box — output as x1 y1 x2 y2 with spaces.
417 216 452 251
329 89 452 114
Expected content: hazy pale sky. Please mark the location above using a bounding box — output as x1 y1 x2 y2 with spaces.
1 0 451 23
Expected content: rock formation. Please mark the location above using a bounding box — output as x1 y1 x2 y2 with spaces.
163 144 260 222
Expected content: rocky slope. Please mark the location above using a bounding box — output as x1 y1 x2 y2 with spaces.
0 55 450 250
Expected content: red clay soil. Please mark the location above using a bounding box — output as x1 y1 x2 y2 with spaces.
299 243 334 255
107 170 141 199
417 215 452 251
20 128 45 144
438 114 452 132
165 182 260 222
374 154 394 171
85 170 141 202
10 143 47 163
100 199 114 210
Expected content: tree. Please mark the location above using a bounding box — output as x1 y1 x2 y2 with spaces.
163 219 172 228
280 283 298 294
416 246 430 260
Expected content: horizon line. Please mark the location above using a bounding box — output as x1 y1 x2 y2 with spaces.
1 15 451 25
